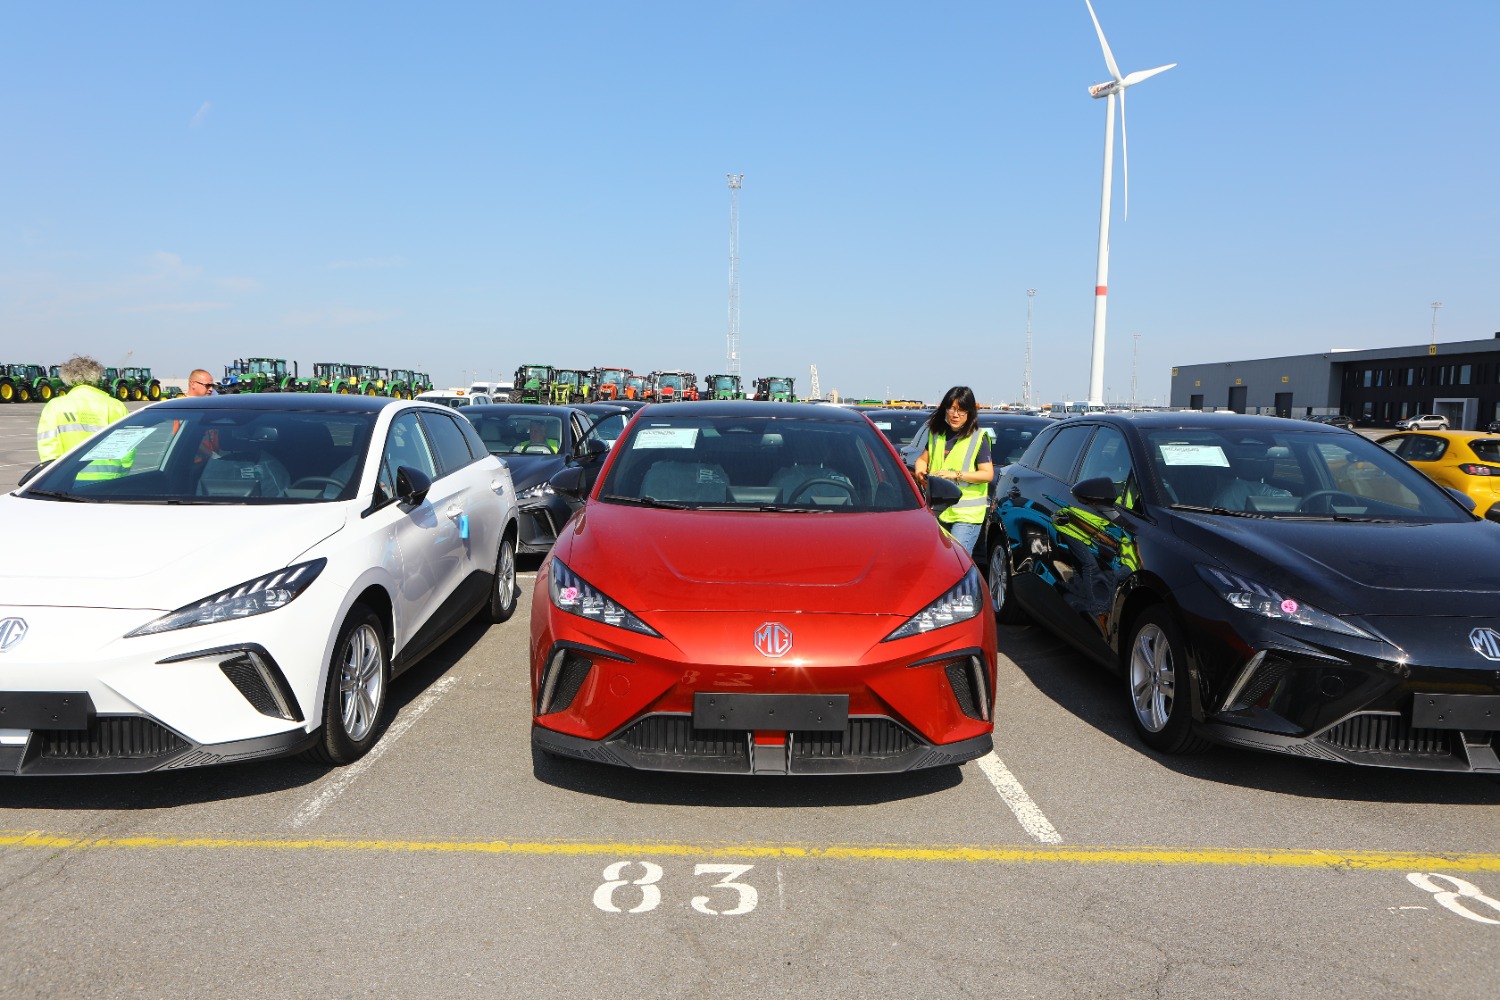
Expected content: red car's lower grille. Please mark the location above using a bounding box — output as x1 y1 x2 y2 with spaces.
619 716 748 760
792 719 917 758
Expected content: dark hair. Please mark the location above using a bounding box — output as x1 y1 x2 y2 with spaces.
926 386 979 439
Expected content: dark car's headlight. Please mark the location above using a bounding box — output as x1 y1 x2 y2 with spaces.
1196 565 1373 639
126 559 326 636
883 566 984 641
518 482 555 502
549 559 660 636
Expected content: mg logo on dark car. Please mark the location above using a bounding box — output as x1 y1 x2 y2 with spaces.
753 622 793 658
1470 627 1500 661
0 617 28 653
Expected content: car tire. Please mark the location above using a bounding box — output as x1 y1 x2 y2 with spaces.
1124 606 1211 755
304 605 390 765
488 534 518 623
986 532 1030 625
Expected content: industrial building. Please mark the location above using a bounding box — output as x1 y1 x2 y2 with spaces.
1170 334 1500 429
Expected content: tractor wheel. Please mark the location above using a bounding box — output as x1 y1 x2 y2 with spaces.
36 383 52 402
337 384 351 394
129 387 143 401
365 386 377 396
16 384 31 403
115 382 130 401
0 381 12 403
507 389 522 403
147 382 161 401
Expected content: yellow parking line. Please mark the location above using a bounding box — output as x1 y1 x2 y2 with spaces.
3 830 1499 871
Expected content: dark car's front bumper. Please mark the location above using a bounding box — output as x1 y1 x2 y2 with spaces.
534 717 992 775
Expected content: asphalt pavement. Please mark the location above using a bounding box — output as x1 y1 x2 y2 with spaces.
1 402 1498 999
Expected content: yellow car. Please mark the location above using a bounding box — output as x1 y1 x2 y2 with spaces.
1377 429 1500 518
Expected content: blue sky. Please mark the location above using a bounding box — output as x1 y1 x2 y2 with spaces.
2 1 1495 406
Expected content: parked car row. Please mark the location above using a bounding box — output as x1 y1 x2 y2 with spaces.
7 395 1500 778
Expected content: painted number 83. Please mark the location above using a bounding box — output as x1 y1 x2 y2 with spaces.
593 861 758 916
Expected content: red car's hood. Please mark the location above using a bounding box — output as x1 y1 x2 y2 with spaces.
556 502 969 614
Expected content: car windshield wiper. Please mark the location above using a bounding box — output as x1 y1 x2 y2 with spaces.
694 503 835 513
22 488 91 503
600 493 692 509
1168 504 1260 518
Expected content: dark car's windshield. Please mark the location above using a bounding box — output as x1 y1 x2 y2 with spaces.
25 408 373 504
866 411 929 447
1145 427 1471 522
464 409 566 455
599 413 918 512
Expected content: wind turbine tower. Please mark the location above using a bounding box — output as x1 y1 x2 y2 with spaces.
1083 0 1175 406
1023 289 1036 408
726 174 744 377
1430 301 1443 346
809 364 820 401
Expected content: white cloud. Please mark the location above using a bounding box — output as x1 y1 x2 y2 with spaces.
118 301 229 315
215 276 261 292
282 307 393 328
328 256 405 270
190 101 212 128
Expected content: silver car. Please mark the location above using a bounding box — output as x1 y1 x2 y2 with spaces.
1396 414 1449 430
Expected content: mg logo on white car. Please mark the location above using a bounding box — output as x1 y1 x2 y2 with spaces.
753 622 792 658
1470 627 1500 661
0 617 28 653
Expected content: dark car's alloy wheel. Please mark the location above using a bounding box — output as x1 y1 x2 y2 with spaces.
987 535 1029 625
1126 607 1210 754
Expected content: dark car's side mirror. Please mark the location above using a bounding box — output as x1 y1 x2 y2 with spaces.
396 465 432 506
17 460 52 488
925 475 962 515
572 438 608 465
1072 476 1118 506
551 465 587 499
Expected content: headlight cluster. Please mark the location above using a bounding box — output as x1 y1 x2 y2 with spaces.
518 482 555 502
1197 565 1372 639
127 559 326 636
549 559 660 636
883 566 984 641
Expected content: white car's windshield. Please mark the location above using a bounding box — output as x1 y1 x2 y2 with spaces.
25 408 374 504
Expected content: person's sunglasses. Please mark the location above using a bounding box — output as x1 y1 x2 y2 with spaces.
191 381 215 390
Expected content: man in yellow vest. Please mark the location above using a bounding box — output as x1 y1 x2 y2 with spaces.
914 386 995 555
36 354 132 478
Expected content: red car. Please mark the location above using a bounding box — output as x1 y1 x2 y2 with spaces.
531 401 997 775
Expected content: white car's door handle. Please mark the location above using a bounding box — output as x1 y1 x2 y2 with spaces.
446 503 465 519
491 478 506 495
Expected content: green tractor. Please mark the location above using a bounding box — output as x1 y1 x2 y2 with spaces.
355 366 389 396
387 369 418 399
312 363 363 394
0 363 62 403
98 366 161 402
220 357 300 393
509 364 557 404
411 371 434 395
704 374 745 400
552 368 594 404
752 376 797 402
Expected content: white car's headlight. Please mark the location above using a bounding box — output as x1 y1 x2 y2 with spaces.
883 566 984 641
519 482 555 502
1196 565 1373 639
126 559 327 637
549 558 659 636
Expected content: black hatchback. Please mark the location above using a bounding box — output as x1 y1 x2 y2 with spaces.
986 412 1500 772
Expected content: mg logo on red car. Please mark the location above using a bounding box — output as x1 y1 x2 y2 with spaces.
0 617 28 653
1470 627 1500 661
753 622 793 658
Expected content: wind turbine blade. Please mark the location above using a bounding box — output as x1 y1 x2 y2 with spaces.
1121 63 1177 88
1119 88 1129 220
1085 0 1122 81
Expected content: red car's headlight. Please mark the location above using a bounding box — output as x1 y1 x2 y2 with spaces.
549 558 661 637
882 566 983 641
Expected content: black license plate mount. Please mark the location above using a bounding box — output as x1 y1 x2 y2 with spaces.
1412 693 1500 730
693 693 848 732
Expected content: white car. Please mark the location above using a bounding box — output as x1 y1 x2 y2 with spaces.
1396 414 1449 431
0 395 519 775
418 391 493 409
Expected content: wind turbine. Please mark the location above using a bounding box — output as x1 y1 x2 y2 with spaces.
1083 0 1174 406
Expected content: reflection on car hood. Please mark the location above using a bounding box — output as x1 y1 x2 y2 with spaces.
562 503 967 614
0 499 347 610
496 454 566 491
1171 513 1500 617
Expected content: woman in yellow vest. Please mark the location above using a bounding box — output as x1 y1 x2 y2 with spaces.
913 386 994 555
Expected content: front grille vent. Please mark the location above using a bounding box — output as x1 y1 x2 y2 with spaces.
38 718 187 760
945 658 990 721
1320 714 1452 756
792 719 917 759
620 716 748 760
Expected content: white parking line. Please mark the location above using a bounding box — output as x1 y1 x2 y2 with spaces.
289 675 459 830
974 752 1062 844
